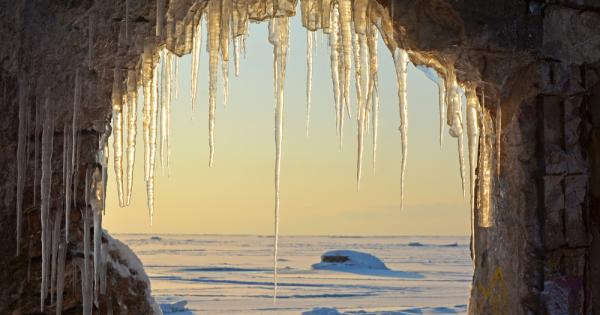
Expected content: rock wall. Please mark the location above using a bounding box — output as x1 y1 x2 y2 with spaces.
0 0 599 314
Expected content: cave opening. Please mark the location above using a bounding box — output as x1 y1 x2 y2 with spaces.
3 0 600 314
102 10 473 313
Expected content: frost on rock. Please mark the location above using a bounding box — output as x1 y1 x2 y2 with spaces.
268 15 290 301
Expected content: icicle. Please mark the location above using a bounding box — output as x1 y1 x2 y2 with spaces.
366 24 380 170
329 4 342 142
268 16 290 302
161 51 173 173
207 0 221 167
166 54 174 173
234 36 241 76
339 0 352 119
478 109 493 227
221 0 231 107
56 240 67 315
40 96 55 312
393 49 409 209
465 85 480 212
68 70 81 240
92 168 103 305
34 99 41 207
446 72 466 198
147 62 159 223
306 30 314 136
142 45 153 183
81 179 92 315
191 19 202 112
112 68 125 207
16 78 28 256
438 82 446 147
126 69 138 205
355 29 369 189
50 206 62 305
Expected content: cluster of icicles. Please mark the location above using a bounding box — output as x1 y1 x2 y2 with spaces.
13 0 498 312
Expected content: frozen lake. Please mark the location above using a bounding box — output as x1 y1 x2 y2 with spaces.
117 234 472 314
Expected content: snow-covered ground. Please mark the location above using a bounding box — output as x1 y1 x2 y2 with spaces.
116 234 472 314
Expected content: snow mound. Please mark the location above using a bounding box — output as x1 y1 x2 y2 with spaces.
312 250 389 271
160 300 188 313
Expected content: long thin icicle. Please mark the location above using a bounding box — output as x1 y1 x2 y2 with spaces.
465 85 480 212
207 0 221 167
268 16 289 302
40 96 54 312
329 4 342 143
339 0 352 119
393 49 409 209
221 0 231 107
16 78 28 256
191 19 203 112
112 68 125 207
126 69 138 205
147 62 159 223
306 30 314 136
366 24 380 170
446 71 466 197
68 69 81 240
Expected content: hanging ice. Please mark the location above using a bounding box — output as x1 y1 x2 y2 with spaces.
221 0 232 107
465 85 480 211
191 19 202 112
445 72 466 197
16 78 28 256
161 50 174 173
68 69 81 240
126 69 138 205
207 0 221 167
268 16 290 302
339 0 352 119
40 97 55 312
306 30 314 136
329 4 342 143
112 68 125 207
366 23 380 170
393 49 408 209
147 63 159 223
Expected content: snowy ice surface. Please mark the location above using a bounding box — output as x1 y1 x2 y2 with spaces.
117 234 472 314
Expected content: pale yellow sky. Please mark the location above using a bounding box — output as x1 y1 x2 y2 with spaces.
104 16 469 236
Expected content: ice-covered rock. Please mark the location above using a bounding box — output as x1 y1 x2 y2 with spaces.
160 300 188 313
312 250 389 271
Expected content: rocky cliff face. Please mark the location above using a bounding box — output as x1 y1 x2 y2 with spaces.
1 0 599 314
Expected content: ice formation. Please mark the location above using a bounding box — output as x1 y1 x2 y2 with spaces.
112 68 125 207
17 1 502 310
40 96 55 311
306 29 314 135
16 77 28 256
393 48 408 208
269 15 290 301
